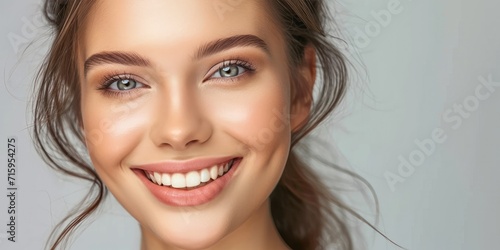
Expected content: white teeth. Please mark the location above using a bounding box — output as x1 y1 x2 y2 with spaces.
186 171 201 188
161 173 171 186
154 172 162 185
218 165 224 176
147 159 236 188
210 165 219 180
147 172 155 183
200 168 210 183
171 173 186 188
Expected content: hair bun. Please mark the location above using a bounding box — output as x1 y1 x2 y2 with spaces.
43 0 67 28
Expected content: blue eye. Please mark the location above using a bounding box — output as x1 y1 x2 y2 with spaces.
106 78 144 91
208 59 256 81
212 65 247 78
97 74 148 98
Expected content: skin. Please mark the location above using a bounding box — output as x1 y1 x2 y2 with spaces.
78 0 315 249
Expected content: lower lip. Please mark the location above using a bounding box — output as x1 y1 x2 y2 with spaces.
133 158 241 207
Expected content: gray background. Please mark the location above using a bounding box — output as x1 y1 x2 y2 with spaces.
1 0 499 249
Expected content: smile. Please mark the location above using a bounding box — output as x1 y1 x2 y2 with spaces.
145 158 235 189
132 157 242 206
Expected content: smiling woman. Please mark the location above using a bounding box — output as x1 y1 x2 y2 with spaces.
32 0 393 250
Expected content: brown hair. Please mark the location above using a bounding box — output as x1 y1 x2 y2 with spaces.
33 0 400 249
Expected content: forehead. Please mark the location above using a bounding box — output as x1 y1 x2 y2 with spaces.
81 0 283 59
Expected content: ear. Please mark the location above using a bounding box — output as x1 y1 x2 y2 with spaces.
290 45 316 132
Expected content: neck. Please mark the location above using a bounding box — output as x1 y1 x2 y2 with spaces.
140 200 290 250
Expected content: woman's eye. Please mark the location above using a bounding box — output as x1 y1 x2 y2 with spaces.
108 78 144 90
212 65 247 78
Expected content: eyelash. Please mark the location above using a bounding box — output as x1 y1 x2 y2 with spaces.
206 58 256 83
96 58 256 98
97 73 143 98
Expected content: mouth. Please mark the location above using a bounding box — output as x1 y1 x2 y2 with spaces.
143 158 237 190
133 157 242 206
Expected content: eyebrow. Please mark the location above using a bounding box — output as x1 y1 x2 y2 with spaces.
193 34 270 60
84 51 151 76
84 34 270 76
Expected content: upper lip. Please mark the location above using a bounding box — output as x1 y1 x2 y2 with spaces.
132 156 237 174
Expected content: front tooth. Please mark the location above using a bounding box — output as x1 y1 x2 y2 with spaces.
154 172 162 185
171 173 186 188
186 171 201 188
200 168 210 183
161 173 171 186
218 165 224 176
210 165 218 180
223 162 229 172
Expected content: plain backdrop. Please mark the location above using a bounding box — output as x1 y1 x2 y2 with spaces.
1 0 499 249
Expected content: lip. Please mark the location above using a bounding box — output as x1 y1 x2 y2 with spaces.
132 156 236 174
132 157 242 207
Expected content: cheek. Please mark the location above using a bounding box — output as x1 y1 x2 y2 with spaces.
81 94 150 178
202 76 291 152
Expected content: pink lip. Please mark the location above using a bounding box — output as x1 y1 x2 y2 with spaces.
132 156 235 174
132 157 242 207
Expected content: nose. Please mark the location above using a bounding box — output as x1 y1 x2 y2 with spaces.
149 83 212 151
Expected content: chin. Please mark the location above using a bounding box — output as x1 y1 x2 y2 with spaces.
148 220 230 250
134 198 239 250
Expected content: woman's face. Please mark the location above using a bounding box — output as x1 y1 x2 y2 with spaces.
79 0 308 248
